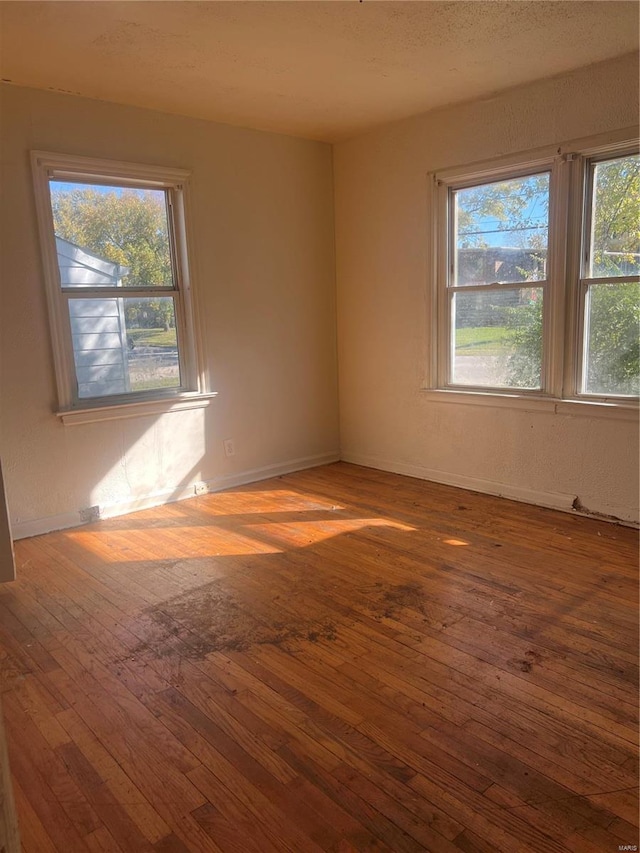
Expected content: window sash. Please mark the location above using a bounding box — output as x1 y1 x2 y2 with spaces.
577 277 640 399
445 284 548 391
62 291 189 400
582 153 640 282
448 173 552 291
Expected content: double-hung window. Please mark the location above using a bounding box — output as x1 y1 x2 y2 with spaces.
430 134 639 410
32 152 208 423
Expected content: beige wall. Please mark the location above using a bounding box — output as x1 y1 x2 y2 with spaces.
334 53 640 523
0 85 339 537
0 463 15 581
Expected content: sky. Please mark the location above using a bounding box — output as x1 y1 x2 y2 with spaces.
456 173 549 250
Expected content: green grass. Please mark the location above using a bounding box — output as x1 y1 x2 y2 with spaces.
455 326 512 356
130 377 180 391
127 328 177 347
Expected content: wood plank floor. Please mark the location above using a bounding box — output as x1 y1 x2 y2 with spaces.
0 462 638 852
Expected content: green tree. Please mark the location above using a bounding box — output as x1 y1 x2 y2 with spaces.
51 186 172 288
584 282 639 395
590 155 640 277
502 295 543 389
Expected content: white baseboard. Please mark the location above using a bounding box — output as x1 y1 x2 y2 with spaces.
342 451 638 525
12 451 340 540
12 510 83 541
13 447 635 539
342 451 578 512
204 451 340 494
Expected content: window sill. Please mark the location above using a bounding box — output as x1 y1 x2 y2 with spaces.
57 392 218 426
420 388 639 421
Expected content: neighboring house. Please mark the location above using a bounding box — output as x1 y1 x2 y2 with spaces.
55 236 131 398
457 246 547 288
455 246 545 328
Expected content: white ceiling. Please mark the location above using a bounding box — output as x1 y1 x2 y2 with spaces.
1 1 638 142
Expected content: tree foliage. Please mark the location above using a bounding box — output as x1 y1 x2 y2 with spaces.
585 282 639 395
51 186 175 329
51 187 172 286
502 295 543 389
590 155 640 277
502 280 639 396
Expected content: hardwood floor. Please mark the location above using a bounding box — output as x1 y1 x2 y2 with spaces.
0 462 638 852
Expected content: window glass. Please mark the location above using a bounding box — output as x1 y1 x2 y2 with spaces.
50 182 174 289
452 174 550 287
588 155 640 278
583 282 639 397
70 296 180 399
452 288 543 389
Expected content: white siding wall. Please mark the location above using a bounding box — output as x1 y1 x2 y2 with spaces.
56 237 129 397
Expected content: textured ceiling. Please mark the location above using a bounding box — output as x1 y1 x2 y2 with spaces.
0 1 638 142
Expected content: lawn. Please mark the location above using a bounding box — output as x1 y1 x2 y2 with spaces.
127 328 177 347
455 325 512 356
130 376 180 391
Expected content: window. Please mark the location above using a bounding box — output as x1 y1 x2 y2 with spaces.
430 135 639 410
580 154 639 397
32 152 209 422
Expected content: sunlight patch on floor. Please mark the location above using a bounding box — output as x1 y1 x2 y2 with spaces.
64 515 415 561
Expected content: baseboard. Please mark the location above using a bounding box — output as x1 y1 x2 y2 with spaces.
340 450 637 525
14 447 634 539
12 451 340 540
12 511 84 541
204 451 340 494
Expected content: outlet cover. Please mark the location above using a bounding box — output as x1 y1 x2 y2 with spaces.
223 439 235 457
194 481 208 496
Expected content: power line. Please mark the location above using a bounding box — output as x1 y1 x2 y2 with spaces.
459 225 547 237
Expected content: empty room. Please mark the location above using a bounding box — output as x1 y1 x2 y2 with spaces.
0 2 638 851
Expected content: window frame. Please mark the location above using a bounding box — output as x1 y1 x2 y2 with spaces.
31 151 212 423
427 130 639 415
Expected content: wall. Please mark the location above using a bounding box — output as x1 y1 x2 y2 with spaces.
0 463 15 581
334 53 640 523
0 85 339 537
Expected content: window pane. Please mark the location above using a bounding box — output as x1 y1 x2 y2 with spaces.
50 182 174 288
70 296 181 398
583 282 639 396
452 288 543 389
453 174 549 286
589 154 640 278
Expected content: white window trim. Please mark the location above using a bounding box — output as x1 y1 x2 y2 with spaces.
56 393 217 426
425 128 640 417
31 151 211 423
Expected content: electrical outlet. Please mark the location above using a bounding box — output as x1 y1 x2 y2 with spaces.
194 481 208 496
223 438 235 457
